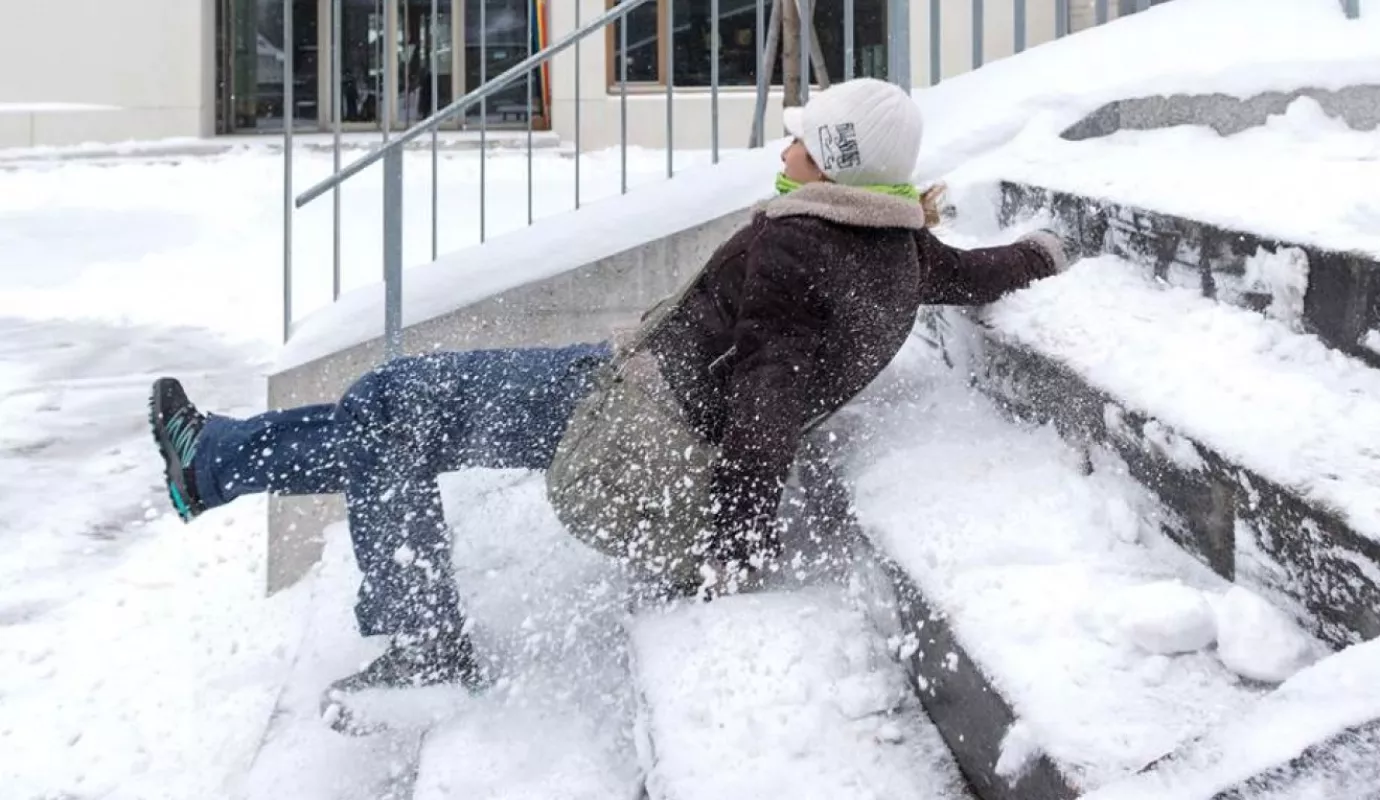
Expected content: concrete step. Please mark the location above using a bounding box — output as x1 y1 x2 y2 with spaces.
943 234 1380 648
1084 638 1380 799
627 586 973 800
841 373 1290 799
998 182 1380 369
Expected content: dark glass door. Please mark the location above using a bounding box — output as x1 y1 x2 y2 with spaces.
463 0 546 128
398 0 456 126
338 0 387 125
223 0 320 132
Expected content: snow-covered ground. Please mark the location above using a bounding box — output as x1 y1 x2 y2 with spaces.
0 144 723 345
0 144 712 799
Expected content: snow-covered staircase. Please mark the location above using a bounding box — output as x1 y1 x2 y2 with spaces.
982 178 1380 650
841 375 1287 799
844 140 1380 796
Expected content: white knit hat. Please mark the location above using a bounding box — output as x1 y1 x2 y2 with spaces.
782 78 924 187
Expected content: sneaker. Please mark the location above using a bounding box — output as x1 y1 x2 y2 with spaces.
321 629 493 736
148 378 207 522
328 629 492 695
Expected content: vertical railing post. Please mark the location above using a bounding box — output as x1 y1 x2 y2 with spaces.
574 0 581 209
711 0 720 164
1055 0 1068 36
1014 0 1026 53
332 0 342 300
844 0 855 80
929 0 940 85
620 8 628 194
526 0 534 224
282 0 294 343
430 0 440 260
479 0 487 242
799 0 810 104
972 0 983 70
383 148 405 358
887 0 911 92
665 0 674 178
749 0 780 148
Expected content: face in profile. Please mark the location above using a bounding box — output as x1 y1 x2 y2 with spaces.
782 139 826 184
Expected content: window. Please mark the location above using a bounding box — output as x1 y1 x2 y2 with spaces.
607 0 888 88
609 0 663 83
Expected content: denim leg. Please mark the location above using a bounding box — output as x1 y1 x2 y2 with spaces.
192 405 346 509
334 344 611 637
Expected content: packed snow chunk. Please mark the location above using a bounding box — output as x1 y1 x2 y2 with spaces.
1213 587 1317 683
628 587 968 800
1113 581 1218 655
996 719 1043 784
1238 246 1310 326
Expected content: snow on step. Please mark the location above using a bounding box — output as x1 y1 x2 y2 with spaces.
239 526 443 800
1085 638 1380 800
629 587 970 800
955 95 1380 258
411 470 645 799
982 256 1380 542
847 377 1290 792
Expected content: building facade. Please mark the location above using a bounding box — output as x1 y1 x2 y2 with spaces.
0 0 1127 151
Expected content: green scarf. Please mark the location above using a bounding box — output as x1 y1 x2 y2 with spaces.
775 172 920 202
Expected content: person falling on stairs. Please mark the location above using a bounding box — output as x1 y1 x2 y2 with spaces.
146 77 1072 728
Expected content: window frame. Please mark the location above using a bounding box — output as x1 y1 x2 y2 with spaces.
605 0 669 89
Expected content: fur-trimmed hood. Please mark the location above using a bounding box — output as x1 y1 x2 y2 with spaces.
756 182 927 231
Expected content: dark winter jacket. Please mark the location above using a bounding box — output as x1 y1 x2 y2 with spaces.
644 182 1059 563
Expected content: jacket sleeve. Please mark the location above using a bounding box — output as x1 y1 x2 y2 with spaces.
917 228 1059 306
709 218 828 566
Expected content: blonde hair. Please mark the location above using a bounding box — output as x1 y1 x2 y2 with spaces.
920 182 948 228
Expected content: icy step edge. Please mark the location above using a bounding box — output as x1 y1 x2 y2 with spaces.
880 558 1083 800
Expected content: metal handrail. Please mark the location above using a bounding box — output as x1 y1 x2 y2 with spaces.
295 0 655 210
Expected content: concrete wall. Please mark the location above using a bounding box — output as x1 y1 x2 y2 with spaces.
0 0 215 148
263 208 752 593
548 0 1063 152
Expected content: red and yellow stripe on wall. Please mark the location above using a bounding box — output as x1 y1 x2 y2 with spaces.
533 0 552 119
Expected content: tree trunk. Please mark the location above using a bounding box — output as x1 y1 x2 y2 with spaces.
782 0 801 110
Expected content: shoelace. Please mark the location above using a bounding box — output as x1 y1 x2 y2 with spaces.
165 410 201 464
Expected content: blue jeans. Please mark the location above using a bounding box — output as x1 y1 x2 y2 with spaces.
191 343 612 637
